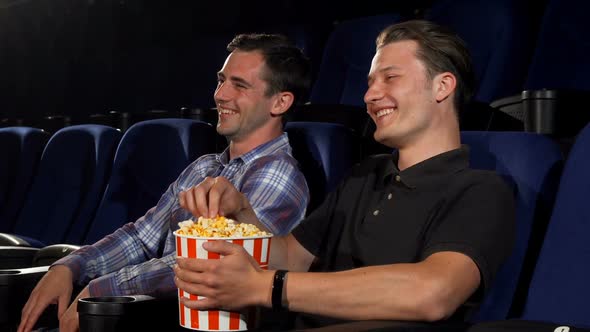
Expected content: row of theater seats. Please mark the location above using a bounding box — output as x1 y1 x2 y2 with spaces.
1 120 590 331
0 118 357 330
0 119 357 257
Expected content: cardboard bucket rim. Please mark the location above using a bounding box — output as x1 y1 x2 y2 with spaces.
173 229 274 241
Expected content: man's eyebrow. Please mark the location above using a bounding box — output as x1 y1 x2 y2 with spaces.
367 65 401 82
217 71 253 88
229 76 253 88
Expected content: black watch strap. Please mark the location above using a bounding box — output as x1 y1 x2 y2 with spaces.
272 270 288 311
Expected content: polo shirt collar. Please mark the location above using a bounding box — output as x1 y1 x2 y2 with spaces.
216 132 291 166
384 145 470 188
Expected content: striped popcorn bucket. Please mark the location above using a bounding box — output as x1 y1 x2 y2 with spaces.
174 231 272 331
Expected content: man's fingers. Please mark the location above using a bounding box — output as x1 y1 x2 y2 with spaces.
202 240 239 256
19 300 48 332
207 182 225 218
18 295 35 332
176 257 217 274
181 177 241 219
193 187 209 218
180 296 217 311
175 274 211 296
182 188 198 216
59 305 79 332
57 293 70 319
178 190 187 209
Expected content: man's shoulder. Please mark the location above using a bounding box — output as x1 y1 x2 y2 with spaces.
352 154 394 175
177 153 220 177
456 167 514 197
249 149 298 168
190 153 219 167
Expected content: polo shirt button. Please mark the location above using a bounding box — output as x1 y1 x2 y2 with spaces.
387 193 392 200
395 175 401 182
373 210 379 216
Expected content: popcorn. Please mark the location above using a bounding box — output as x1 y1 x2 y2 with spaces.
176 215 271 238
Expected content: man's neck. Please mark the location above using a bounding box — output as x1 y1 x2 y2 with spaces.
397 125 461 171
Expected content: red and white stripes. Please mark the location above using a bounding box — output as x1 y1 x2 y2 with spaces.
175 235 271 331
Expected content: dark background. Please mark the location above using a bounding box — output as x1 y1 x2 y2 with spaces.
0 0 546 128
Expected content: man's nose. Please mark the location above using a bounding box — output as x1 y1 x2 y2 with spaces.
364 83 383 104
214 83 230 103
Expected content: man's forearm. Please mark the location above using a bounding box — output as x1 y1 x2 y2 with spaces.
264 253 480 322
233 193 266 230
280 265 435 321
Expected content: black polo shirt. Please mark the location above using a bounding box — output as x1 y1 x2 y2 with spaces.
291 146 515 326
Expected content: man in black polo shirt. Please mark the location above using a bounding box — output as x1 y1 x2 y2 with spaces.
174 20 515 328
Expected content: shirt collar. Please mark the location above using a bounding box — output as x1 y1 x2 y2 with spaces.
216 132 291 166
383 145 470 188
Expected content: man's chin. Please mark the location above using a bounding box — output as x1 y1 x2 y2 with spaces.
216 125 234 136
374 133 397 149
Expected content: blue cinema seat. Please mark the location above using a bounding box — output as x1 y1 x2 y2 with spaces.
522 125 590 328
0 127 49 232
461 131 563 322
1 125 122 247
285 121 357 214
524 0 590 92
491 0 590 137
54 122 359 332
309 14 403 108
467 125 590 331
521 0 590 137
292 14 407 158
515 124 590 328
82 119 216 244
425 0 533 104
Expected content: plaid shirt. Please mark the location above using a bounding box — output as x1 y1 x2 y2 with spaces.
55 133 309 297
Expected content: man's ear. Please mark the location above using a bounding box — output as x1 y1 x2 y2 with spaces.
270 92 294 116
434 72 457 103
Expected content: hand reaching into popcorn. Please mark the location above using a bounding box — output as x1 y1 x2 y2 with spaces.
178 176 267 233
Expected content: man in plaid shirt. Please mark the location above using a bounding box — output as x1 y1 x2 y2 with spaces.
19 33 311 332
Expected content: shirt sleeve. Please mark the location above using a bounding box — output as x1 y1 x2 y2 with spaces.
291 186 341 258
87 251 177 297
53 157 213 294
420 173 516 294
53 186 178 289
239 155 309 235
290 155 364 260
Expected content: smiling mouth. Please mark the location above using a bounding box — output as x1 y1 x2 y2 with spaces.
376 108 394 118
218 107 237 115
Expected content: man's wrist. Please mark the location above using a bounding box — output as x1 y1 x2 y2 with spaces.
49 264 73 279
255 270 276 307
232 193 248 219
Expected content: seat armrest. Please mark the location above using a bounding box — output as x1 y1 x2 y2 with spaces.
32 244 81 267
522 89 590 137
0 233 38 247
78 295 182 331
294 320 470 332
0 246 40 269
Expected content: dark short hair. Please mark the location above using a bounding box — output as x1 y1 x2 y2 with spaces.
227 33 312 108
376 20 475 111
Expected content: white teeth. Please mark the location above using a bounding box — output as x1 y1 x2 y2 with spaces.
376 108 394 117
218 107 236 115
